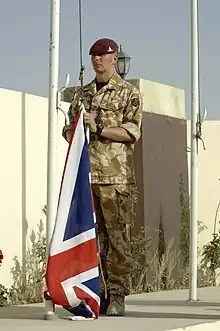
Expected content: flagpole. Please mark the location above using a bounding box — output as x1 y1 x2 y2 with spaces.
44 0 60 319
189 0 199 301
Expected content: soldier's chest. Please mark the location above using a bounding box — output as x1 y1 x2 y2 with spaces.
84 89 129 126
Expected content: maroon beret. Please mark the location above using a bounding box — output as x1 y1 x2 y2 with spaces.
89 38 118 56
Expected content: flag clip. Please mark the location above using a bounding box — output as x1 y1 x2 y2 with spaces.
196 107 207 150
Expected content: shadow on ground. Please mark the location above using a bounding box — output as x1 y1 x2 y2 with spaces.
126 300 220 308
0 305 219 321
0 306 69 320
125 311 220 320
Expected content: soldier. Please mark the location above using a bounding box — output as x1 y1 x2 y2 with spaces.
62 38 143 316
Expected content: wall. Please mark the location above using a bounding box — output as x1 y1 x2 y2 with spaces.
186 120 220 249
138 113 188 248
128 78 185 119
132 78 187 250
0 88 69 287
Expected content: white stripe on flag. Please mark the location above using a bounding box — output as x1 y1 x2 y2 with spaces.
50 112 85 255
61 267 99 307
50 228 96 256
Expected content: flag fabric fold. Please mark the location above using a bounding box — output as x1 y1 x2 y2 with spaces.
46 106 100 319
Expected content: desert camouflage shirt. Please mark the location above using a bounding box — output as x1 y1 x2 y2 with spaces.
62 72 143 184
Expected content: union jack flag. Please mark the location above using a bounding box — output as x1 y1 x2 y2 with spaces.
46 105 100 319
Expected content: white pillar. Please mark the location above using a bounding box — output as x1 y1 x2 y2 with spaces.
189 0 199 301
44 0 60 319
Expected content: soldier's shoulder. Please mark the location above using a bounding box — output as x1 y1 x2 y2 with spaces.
126 81 140 93
62 86 81 103
121 81 143 109
112 74 139 93
119 79 141 97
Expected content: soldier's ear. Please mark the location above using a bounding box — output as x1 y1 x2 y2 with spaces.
113 52 118 64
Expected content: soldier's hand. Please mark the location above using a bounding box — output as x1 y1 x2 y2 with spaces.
83 111 97 133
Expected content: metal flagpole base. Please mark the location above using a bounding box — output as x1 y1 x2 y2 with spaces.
186 299 200 303
44 299 58 320
43 292 58 320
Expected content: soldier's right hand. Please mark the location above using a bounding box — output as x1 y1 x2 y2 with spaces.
83 111 97 133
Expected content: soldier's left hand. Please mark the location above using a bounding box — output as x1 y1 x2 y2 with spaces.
83 111 97 133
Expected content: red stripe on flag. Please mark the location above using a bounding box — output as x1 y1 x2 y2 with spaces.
75 287 100 318
90 184 95 213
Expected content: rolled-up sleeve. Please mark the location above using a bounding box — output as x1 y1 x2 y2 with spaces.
121 89 143 142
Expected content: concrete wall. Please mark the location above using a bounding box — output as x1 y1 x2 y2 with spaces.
132 79 187 250
0 88 69 287
0 79 219 287
186 121 220 248
128 78 185 119
135 113 188 249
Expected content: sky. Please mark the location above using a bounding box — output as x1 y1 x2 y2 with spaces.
0 0 219 119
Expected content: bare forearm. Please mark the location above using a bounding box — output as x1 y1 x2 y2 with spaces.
100 127 132 142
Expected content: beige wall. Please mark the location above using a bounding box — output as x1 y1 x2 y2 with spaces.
0 88 69 287
186 121 220 249
128 78 185 119
0 79 219 287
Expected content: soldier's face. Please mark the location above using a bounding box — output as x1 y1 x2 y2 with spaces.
91 52 118 74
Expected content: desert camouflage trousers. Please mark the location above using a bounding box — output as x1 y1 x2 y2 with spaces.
92 184 136 297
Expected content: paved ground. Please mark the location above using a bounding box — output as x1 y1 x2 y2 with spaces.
0 287 220 331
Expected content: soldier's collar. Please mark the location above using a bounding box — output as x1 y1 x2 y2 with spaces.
106 72 124 90
84 72 124 95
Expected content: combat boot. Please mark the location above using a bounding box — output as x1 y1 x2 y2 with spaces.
106 294 125 316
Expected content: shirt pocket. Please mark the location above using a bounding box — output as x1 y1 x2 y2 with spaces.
99 103 125 127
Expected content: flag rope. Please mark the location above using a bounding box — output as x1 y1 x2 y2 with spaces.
77 0 107 302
